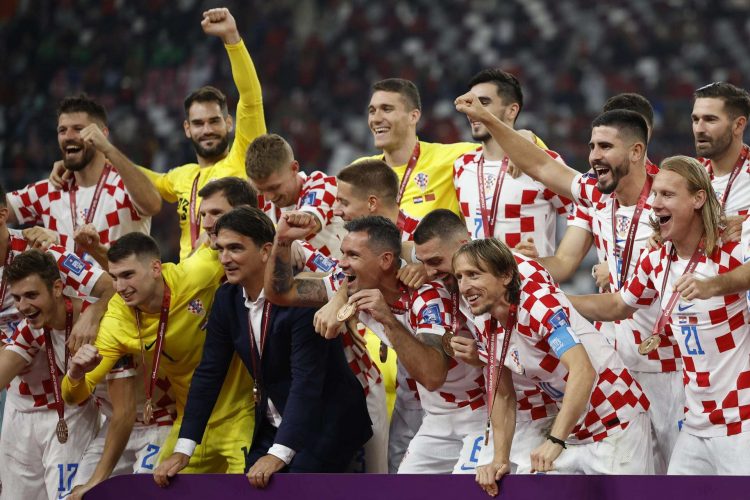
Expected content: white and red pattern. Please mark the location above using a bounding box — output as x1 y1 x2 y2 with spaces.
570 165 681 373
259 170 346 258
7 165 151 267
621 241 750 437
1 229 104 338
397 210 419 242
476 253 649 443
699 148 750 218
454 148 573 257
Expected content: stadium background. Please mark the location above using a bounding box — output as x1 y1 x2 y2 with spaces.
1 0 748 280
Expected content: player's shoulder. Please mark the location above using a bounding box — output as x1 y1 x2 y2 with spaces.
421 141 478 159
164 163 201 182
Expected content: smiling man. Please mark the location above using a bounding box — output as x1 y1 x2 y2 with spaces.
568 156 750 475
0 250 100 499
456 94 684 472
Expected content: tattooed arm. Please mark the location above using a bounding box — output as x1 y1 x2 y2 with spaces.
264 235 329 307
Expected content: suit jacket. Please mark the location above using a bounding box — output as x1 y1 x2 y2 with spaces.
179 282 372 463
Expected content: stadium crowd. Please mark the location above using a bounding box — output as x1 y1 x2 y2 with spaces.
1 3 750 499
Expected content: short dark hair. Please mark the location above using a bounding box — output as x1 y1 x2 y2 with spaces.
198 177 259 209
468 68 524 115
413 209 468 245
372 78 421 112
694 82 750 120
344 216 401 259
245 133 293 180
6 250 61 290
338 160 399 206
603 93 654 131
591 109 649 145
453 238 521 305
107 232 161 264
58 94 108 127
184 85 228 117
215 207 276 247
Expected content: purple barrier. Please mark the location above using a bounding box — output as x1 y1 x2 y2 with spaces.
88 473 748 499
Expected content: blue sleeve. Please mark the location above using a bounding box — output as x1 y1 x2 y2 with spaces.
546 309 581 358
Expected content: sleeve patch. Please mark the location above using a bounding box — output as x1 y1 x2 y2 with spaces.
548 325 580 358
420 303 443 325
302 192 317 205
546 309 570 330
62 253 86 276
312 253 335 272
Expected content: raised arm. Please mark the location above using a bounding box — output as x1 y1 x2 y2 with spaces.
538 225 594 283
455 92 578 200
567 292 635 322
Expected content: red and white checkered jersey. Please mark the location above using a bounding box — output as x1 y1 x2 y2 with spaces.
397 210 419 242
0 229 104 339
479 253 649 443
454 148 573 257
5 316 90 413
570 165 681 373
7 165 151 267
621 240 750 437
699 148 750 218
259 170 346 258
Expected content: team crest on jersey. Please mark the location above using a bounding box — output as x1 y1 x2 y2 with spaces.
414 172 429 192
482 174 497 197
312 254 335 272
302 192 317 205
421 304 442 325
62 254 86 275
510 348 524 375
187 298 204 315
616 214 630 239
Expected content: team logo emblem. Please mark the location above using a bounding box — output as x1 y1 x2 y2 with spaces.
312 254 335 272
420 304 442 325
414 173 429 193
187 298 204 315
483 174 497 198
616 214 630 239
302 192 317 205
62 254 86 275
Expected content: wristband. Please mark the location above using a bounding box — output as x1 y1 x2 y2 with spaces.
545 433 567 449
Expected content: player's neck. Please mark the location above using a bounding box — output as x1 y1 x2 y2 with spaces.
47 297 80 331
74 154 107 187
242 277 264 303
291 174 305 208
614 161 647 207
383 136 418 167
197 150 229 168
379 205 401 226
709 140 744 176
671 221 706 260
482 135 507 161
140 278 165 315
490 297 513 325
381 271 403 304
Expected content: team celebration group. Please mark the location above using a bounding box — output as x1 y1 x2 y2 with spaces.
2 7 750 499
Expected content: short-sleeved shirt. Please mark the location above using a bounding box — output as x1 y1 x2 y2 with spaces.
1 229 103 338
570 163 681 373
260 170 346 258
7 165 150 267
621 240 750 437
478 253 649 443
454 148 573 256
356 141 477 221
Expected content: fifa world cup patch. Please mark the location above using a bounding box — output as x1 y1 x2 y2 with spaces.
187 298 205 315
312 253 335 272
62 254 86 275
546 309 570 330
420 304 443 325
302 192 318 205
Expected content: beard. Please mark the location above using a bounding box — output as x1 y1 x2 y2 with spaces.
594 160 629 195
695 128 732 159
190 134 229 161
471 130 492 142
62 144 96 172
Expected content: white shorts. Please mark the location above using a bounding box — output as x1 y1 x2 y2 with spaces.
0 400 100 500
551 412 654 474
398 405 485 474
633 370 683 474
73 422 172 487
668 430 750 475
387 401 423 473
351 380 389 473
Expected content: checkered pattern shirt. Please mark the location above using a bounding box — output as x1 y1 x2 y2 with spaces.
7 165 151 267
700 147 750 218
397 210 420 242
0 229 104 339
570 164 681 373
260 170 346 258
479 253 649 443
621 240 750 437
454 148 573 257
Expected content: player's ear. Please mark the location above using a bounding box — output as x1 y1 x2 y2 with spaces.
225 114 234 133
260 242 273 263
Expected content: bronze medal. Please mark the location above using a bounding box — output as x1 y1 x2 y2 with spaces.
56 418 69 444
442 332 455 357
336 302 356 322
143 398 154 425
379 341 388 363
638 335 661 355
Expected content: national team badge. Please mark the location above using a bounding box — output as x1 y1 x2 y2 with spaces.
414 172 429 193
62 254 86 276
616 214 630 239
483 174 497 197
421 304 442 325
187 298 204 315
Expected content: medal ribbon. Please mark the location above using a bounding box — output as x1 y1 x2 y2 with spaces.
648 238 706 346
484 303 518 444
712 144 749 208
0 234 14 309
189 173 201 249
69 164 112 254
43 297 73 430
610 174 653 290
135 279 171 411
248 301 273 402
394 142 421 205
477 154 511 238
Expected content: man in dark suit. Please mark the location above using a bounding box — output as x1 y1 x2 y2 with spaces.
154 206 371 488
